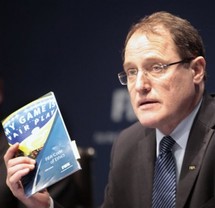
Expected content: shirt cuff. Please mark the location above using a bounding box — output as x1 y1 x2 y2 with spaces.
49 197 54 208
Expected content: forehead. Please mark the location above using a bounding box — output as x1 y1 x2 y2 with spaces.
124 30 178 63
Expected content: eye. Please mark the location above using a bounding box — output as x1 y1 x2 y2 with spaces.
127 68 138 76
151 64 164 73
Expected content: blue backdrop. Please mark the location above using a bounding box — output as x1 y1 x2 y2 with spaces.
1 0 215 206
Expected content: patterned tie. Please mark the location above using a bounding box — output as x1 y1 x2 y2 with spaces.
152 136 176 208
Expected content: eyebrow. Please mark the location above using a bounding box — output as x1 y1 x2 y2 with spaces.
123 57 166 69
123 62 136 71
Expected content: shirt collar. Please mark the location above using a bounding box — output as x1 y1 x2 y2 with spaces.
156 99 202 152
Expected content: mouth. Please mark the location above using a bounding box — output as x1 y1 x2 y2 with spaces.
138 99 159 108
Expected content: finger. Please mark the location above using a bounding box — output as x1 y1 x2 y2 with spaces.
7 178 25 199
7 161 35 177
7 157 36 186
4 143 19 165
7 167 30 189
7 155 36 168
6 165 34 198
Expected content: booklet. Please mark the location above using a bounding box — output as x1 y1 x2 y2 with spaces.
2 91 81 197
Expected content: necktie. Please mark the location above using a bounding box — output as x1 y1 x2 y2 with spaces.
152 136 176 208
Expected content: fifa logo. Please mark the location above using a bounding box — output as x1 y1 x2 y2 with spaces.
110 88 136 123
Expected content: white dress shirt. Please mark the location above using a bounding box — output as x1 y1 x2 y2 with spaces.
156 100 202 182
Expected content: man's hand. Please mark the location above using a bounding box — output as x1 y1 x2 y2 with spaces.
4 143 51 208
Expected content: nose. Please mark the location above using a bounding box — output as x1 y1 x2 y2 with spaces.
135 71 151 93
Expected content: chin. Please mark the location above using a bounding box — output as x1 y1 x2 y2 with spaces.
138 118 158 128
137 111 160 126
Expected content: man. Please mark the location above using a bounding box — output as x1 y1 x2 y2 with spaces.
4 11 215 207
102 11 214 208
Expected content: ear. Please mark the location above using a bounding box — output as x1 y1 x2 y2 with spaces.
190 56 206 84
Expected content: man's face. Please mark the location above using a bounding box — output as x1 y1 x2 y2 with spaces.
124 29 204 135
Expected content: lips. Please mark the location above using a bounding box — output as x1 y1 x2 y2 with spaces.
137 99 159 108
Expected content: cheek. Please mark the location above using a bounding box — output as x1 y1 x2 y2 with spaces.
161 73 186 93
127 85 139 113
152 76 182 111
162 74 194 111
128 86 135 104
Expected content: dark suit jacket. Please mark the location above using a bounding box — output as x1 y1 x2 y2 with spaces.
0 127 84 208
102 93 215 208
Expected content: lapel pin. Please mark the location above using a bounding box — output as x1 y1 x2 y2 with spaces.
189 165 196 170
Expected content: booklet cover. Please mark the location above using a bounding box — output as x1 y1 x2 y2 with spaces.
2 91 81 197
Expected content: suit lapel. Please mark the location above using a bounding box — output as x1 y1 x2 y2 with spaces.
137 129 156 207
176 94 215 208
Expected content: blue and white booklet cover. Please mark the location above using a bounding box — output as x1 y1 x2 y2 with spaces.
2 91 81 197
